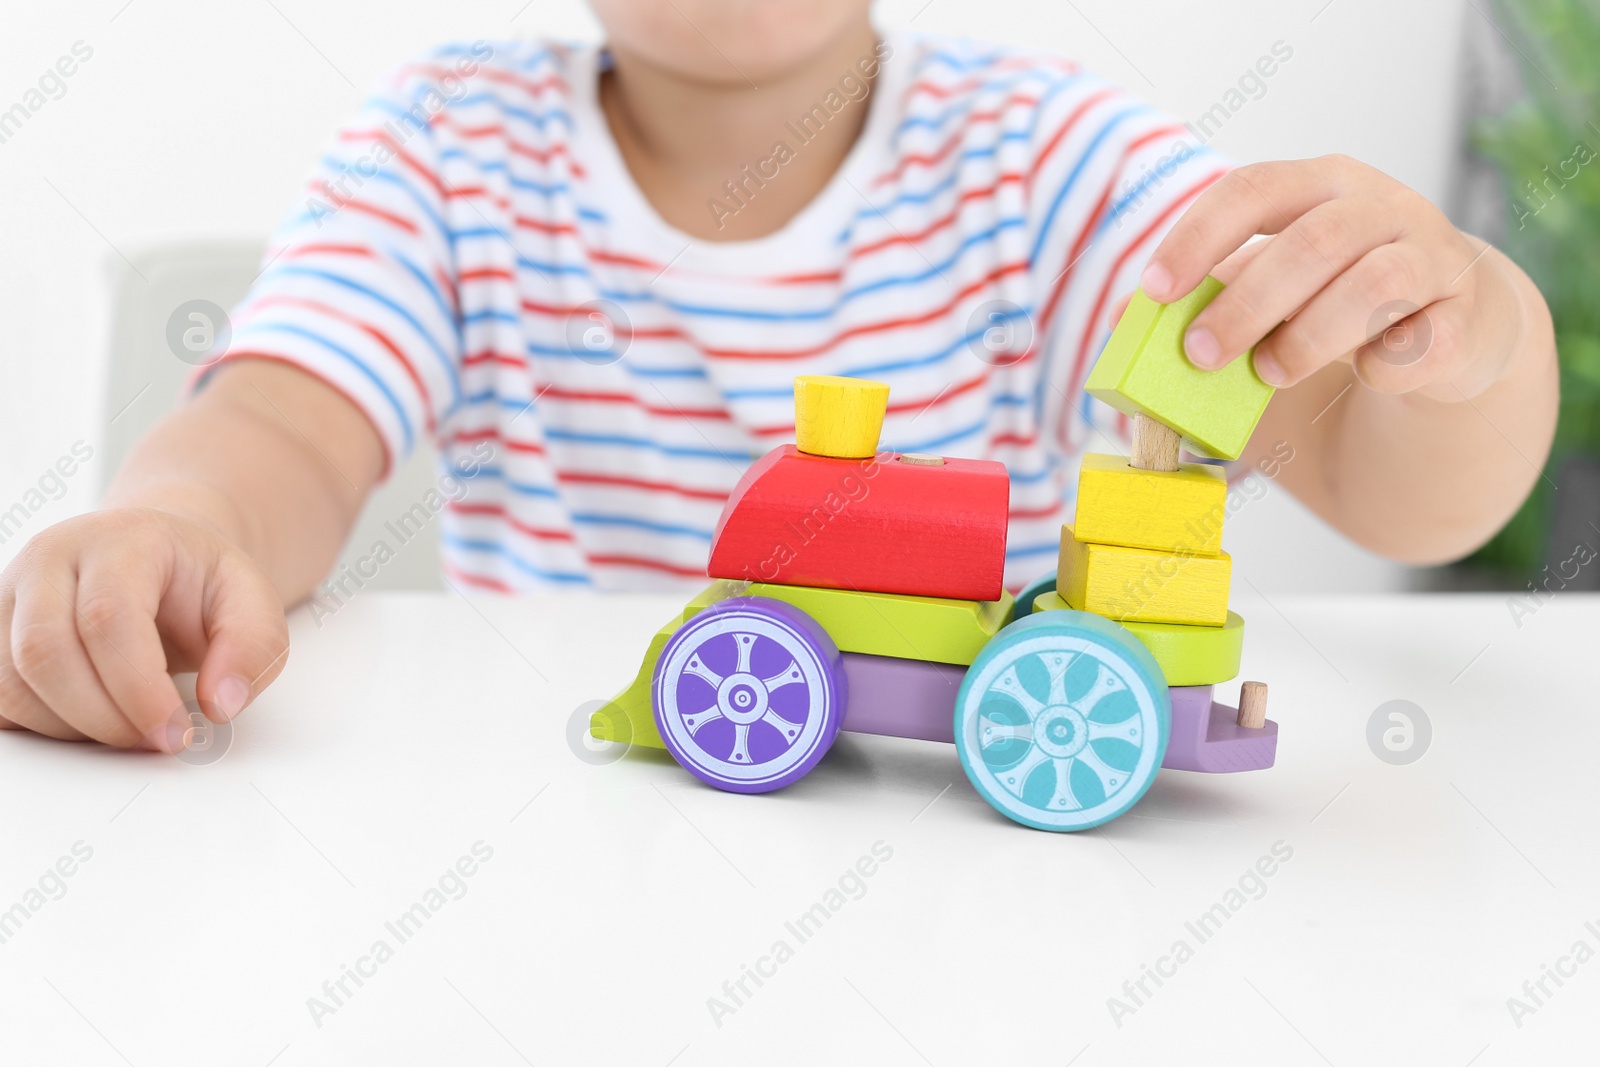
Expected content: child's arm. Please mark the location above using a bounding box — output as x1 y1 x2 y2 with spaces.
0 361 383 749
1138 155 1559 564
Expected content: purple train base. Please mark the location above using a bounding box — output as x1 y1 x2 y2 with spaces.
1161 683 1280 773
839 652 1277 773
840 653 963 744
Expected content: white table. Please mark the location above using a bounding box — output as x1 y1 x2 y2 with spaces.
1 590 1594 1065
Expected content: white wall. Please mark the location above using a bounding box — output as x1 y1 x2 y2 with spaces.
0 0 1470 588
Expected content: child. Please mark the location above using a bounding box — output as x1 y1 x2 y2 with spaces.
0 2 1558 750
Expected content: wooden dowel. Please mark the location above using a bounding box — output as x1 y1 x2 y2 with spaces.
1236 680 1268 729
1131 413 1180 472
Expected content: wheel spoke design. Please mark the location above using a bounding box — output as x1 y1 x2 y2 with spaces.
1072 661 1127 716
1040 650 1076 707
1049 758 1083 811
1087 712 1142 745
978 714 1032 749
762 660 804 691
728 722 751 763
684 653 723 688
955 617 1170 831
997 746 1051 798
654 598 846 794
761 709 803 744
733 632 757 674
992 665 1045 719
682 705 723 735
1074 746 1125 795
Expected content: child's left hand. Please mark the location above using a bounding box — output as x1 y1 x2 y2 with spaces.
1136 154 1530 403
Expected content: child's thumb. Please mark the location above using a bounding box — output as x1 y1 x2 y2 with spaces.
194 566 291 724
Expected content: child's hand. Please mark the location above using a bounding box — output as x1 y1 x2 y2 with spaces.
0 509 289 751
1138 154 1530 403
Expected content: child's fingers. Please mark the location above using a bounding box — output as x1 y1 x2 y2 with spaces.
1141 158 1346 303
8 567 148 748
1253 241 1438 388
73 551 191 748
1108 291 1133 330
0 680 87 741
1111 241 1267 339
1351 296 1468 396
1185 200 1401 370
1207 236 1273 287
194 558 290 725
0 584 88 741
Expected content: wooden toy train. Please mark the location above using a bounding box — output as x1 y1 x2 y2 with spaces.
591 277 1280 831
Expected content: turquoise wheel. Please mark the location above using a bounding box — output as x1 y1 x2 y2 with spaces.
955 610 1170 831
1011 570 1057 622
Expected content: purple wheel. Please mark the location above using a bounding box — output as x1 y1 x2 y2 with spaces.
652 597 846 793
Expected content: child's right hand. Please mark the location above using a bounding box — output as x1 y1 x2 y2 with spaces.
0 507 289 751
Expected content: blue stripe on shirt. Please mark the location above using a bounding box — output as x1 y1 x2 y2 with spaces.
884 417 988 453
513 349 709 379
234 322 416 452
1099 142 1210 232
462 466 561 499
892 69 1068 141
1005 540 1062 559
544 428 752 464
260 264 462 409
1027 104 1151 267
569 512 713 540
442 533 592 584
516 217 1026 325
843 305 1033 379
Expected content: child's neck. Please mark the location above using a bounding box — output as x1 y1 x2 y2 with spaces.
599 19 881 243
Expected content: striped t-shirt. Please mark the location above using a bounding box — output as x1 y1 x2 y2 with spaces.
211 32 1228 593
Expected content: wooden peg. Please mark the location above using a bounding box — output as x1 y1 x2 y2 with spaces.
1131 413 1180 472
1236 680 1268 729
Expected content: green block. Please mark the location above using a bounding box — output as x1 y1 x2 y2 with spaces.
745 580 1012 666
590 583 732 750
1085 275 1274 461
1032 590 1243 686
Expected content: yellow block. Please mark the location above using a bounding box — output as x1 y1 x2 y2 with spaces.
1033 590 1243 686
1074 452 1227 556
794 375 889 458
1059 523 1231 626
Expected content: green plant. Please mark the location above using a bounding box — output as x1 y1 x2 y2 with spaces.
1467 0 1600 576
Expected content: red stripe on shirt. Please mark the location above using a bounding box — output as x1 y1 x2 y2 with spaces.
277 243 377 260
588 554 710 579
1063 167 1229 398
747 371 992 436
449 501 576 541
558 471 731 503
242 294 437 432
444 563 515 593
872 93 1042 188
900 58 1075 104
449 427 547 456
538 385 733 421
197 350 396 481
851 172 1026 259
704 260 1028 361
1026 87 1121 195
402 64 569 100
